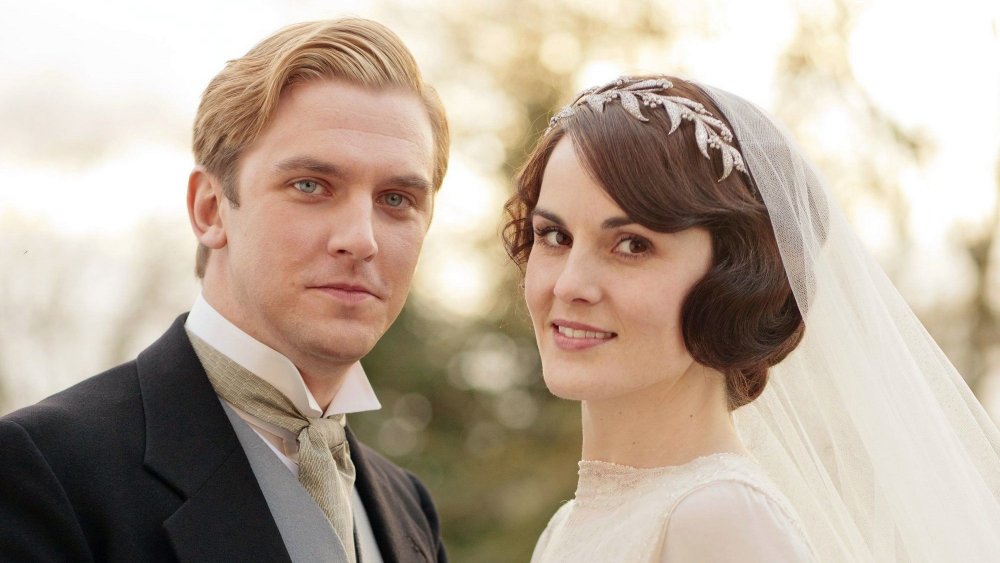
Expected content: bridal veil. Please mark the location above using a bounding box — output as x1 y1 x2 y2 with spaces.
704 85 1000 561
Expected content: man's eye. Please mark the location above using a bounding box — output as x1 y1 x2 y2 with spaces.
292 180 320 194
382 193 410 208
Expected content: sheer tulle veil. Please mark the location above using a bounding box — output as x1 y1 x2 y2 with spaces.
702 84 1000 561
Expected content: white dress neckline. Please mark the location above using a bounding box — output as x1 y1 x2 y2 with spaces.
573 452 757 507
531 451 816 562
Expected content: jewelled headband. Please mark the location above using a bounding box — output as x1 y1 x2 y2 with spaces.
546 77 748 181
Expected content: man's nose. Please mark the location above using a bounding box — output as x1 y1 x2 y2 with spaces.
327 195 378 261
552 250 602 304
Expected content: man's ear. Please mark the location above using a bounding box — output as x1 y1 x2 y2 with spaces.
187 167 228 250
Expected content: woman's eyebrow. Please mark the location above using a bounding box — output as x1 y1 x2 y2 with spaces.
533 208 636 230
531 208 563 225
601 216 635 229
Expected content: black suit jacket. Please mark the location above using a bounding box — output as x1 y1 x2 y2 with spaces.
0 315 446 563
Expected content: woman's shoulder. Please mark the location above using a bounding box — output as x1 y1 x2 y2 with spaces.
659 460 816 562
530 500 576 563
666 453 796 512
668 477 799 533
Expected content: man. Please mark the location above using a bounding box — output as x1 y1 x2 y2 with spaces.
0 18 449 563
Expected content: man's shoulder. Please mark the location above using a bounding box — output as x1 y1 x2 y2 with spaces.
352 437 427 492
0 313 192 450
349 430 439 513
1 359 145 459
348 432 445 560
2 359 142 433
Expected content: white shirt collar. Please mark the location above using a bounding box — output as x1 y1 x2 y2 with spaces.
185 293 381 417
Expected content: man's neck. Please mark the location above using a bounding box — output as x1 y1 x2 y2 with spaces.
295 362 353 413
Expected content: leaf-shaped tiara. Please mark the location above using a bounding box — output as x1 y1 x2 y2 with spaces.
546 77 748 181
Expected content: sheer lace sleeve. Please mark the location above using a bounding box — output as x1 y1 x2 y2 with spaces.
659 480 815 563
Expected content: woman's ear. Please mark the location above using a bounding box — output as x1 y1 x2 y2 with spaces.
187 167 228 250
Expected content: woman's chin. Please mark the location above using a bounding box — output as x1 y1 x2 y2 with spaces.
542 373 616 402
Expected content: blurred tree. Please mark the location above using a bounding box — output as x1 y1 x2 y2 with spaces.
962 159 1000 395
0 218 197 414
772 0 1000 394
775 0 923 262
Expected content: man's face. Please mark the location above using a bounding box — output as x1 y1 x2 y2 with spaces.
204 79 435 378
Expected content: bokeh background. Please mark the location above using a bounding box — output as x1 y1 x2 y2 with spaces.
2 0 998 560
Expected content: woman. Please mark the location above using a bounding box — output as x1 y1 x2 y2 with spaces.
504 76 1000 562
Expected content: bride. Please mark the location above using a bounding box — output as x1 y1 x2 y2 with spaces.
503 75 1000 562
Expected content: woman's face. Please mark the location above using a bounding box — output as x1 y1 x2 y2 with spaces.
524 137 714 402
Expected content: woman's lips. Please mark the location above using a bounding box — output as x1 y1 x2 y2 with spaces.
550 320 617 351
555 325 615 339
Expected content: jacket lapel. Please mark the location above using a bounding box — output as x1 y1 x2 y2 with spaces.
137 315 291 563
349 429 434 563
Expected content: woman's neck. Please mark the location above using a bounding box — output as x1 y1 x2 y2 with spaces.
580 364 747 468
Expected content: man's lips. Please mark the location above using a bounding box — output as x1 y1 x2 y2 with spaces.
309 283 384 302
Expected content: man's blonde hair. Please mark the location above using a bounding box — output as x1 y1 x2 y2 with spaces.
192 18 450 278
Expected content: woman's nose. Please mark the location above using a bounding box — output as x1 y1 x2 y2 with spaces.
552 250 602 304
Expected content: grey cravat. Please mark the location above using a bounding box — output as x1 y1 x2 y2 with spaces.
188 331 357 563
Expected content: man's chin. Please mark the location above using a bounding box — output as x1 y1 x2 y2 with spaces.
306 326 383 362
272 315 387 367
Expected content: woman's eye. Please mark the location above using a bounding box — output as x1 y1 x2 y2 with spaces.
383 193 409 208
292 180 321 194
615 237 649 255
540 229 570 246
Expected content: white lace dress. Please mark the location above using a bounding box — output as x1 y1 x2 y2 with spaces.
531 453 816 563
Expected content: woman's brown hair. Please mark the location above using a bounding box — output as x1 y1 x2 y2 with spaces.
503 76 804 410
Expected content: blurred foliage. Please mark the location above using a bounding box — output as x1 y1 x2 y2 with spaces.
770 0 999 393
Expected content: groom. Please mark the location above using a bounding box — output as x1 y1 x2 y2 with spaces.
0 18 448 563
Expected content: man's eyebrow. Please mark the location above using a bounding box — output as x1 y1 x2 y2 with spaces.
532 208 636 230
384 175 433 194
274 156 342 176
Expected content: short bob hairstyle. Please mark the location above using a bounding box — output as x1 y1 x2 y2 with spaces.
192 18 450 278
503 76 804 410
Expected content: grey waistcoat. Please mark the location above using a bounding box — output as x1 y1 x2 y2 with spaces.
222 402 350 563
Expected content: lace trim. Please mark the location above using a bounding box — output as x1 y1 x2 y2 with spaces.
574 452 755 505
